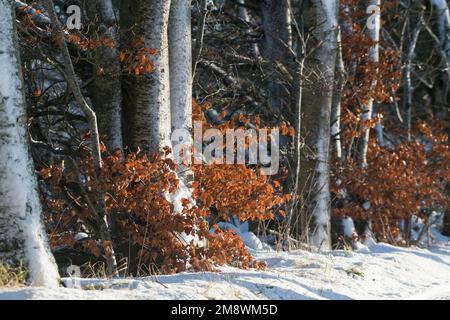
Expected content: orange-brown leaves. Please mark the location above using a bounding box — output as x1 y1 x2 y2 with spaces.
333 122 450 243
119 38 156 75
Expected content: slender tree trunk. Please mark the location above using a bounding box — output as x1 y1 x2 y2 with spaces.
45 0 118 277
169 0 192 133
193 0 209 79
90 0 123 152
403 13 424 141
301 0 338 251
261 0 292 114
331 27 345 159
0 0 60 287
237 0 260 58
122 0 172 155
358 0 380 166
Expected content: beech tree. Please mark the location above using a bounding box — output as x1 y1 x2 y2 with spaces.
358 0 381 166
169 0 192 134
0 0 59 287
301 0 338 251
122 0 172 154
89 0 123 152
261 0 292 114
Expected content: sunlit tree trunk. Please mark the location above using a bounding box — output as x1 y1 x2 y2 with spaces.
331 27 345 159
169 0 192 133
0 0 60 287
358 0 380 166
122 0 172 154
301 0 338 251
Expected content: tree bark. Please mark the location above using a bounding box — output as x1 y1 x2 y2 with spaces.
122 0 172 155
261 0 292 114
0 0 60 287
169 0 192 133
301 0 338 251
90 0 123 152
45 0 118 277
403 12 424 141
358 0 380 166
432 0 450 69
331 27 345 159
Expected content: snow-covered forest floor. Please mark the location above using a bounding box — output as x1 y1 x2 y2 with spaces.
1 227 449 300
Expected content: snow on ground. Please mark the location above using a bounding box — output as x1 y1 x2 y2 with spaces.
1 233 450 300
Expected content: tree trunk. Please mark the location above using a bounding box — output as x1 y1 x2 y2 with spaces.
237 0 260 58
403 12 424 141
0 0 60 287
301 0 338 251
122 0 172 155
169 0 192 133
432 0 450 68
358 0 380 166
90 0 123 152
261 0 292 114
45 0 118 277
331 27 345 159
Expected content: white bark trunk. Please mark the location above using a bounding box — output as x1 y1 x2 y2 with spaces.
359 0 381 166
169 0 192 133
331 27 345 159
0 0 59 287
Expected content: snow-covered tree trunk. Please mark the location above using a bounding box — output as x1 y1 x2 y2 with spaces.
90 0 123 152
302 0 338 251
0 0 60 287
122 0 172 154
169 0 192 133
358 0 380 166
261 0 292 113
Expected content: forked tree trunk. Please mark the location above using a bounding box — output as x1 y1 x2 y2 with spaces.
0 0 60 287
122 0 172 155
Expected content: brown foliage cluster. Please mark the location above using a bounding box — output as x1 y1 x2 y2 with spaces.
335 1 449 244
40 101 288 274
333 122 450 243
340 0 401 141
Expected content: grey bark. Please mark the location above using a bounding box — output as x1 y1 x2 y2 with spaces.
403 13 424 141
122 0 172 155
261 0 293 114
90 0 123 152
170 0 192 133
301 0 338 251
